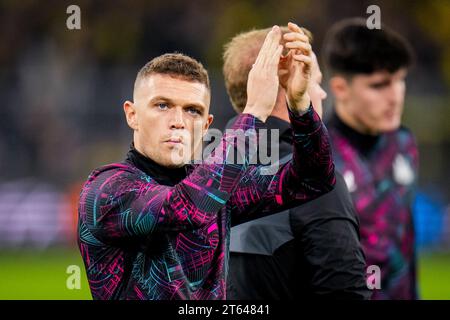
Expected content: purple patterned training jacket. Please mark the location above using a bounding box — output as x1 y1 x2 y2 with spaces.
78 105 335 300
327 112 419 299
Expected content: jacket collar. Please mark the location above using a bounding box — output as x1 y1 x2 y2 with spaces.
126 143 188 186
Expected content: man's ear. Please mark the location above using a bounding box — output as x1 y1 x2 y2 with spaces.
203 114 214 135
123 100 138 130
329 76 350 103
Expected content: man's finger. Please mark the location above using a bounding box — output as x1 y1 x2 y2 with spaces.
283 32 309 43
255 25 280 67
255 26 276 65
293 54 312 75
287 22 303 34
270 44 283 68
292 54 312 65
266 26 282 62
285 41 312 54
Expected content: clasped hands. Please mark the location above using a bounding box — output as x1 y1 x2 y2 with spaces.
244 22 312 122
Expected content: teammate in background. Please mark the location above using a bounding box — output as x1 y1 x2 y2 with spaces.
223 26 369 299
322 18 418 299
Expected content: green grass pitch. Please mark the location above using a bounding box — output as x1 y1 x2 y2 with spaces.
0 248 449 299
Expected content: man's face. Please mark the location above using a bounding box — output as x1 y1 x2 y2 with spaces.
336 69 407 134
124 74 213 168
307 53 327 118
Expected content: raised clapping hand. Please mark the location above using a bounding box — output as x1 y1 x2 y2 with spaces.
243 23 312 121
243 25 283 122
279 22 312 114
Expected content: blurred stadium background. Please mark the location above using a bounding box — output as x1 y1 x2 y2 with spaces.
0 0 449 299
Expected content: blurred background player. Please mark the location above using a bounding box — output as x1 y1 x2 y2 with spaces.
322 18 418 299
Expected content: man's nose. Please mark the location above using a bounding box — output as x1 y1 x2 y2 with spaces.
387 82 404 106
169 107 186 129
320 87 327 100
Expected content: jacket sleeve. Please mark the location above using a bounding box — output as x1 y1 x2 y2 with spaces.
230 104 336 226
79 113 265 244
292 173 371 299
299 218 371 299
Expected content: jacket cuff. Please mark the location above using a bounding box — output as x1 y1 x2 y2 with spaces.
288 102 322 135
232 113 267 131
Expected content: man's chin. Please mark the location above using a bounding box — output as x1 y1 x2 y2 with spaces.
378 120 401 133
164 161 186 169
160 153 190 168
154 144 194 168
388 116 402 129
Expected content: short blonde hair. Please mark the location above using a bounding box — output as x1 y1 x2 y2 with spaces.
136 53 210 91
223 26 313 113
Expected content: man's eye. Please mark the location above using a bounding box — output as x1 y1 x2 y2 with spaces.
370 81 390 89
156 103 168 110
187 107 201 115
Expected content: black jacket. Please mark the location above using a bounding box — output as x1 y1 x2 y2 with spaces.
225 115 371 300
